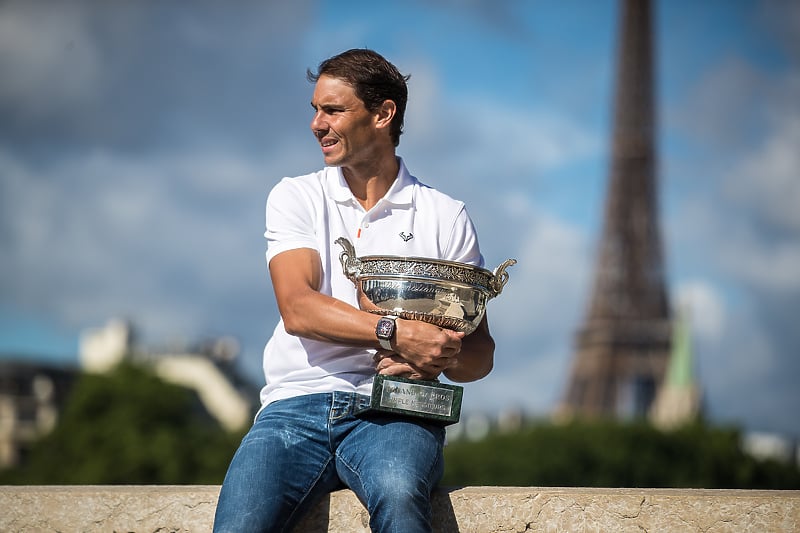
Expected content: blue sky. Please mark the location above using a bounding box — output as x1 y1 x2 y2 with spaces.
1 0 798 436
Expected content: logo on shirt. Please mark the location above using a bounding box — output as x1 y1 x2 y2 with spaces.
399 232 414 242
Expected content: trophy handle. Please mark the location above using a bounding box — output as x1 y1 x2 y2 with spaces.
335 237 361 282
489 258 517 298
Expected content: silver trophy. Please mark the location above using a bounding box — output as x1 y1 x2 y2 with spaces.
336 237 515 425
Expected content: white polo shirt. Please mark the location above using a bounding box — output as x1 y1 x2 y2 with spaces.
259 157 484 408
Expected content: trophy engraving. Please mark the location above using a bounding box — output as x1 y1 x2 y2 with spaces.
336 237 515 425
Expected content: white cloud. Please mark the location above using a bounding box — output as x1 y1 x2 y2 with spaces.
730 87 800 231
0 147 285 345
671 58 765 149
674 280 726 344
490 206 590 338
721 238 800 292
669 51 800 294
405 90 601 185
402 60 445 140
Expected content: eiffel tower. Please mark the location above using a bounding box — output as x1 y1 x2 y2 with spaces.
558 0 671 419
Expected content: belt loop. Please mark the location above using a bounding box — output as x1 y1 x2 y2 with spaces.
329 391 371 420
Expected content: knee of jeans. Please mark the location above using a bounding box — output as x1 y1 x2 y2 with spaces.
372 468 431 504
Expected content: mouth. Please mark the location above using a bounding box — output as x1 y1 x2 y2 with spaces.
320 137 338 154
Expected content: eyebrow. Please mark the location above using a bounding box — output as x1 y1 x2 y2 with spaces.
311 102 345 111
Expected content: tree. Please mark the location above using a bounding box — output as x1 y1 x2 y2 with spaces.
442 420 800 489
1 362 244 484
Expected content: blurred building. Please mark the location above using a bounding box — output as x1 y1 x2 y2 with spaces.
0 361 76 468
0 319 259 469
742 432 799 466
79 319 259 431
79 317 131 373
650 312 703 429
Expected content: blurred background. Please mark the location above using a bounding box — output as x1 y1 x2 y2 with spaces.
1 0 798 486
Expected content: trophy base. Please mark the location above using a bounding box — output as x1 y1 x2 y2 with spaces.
356 374 463 426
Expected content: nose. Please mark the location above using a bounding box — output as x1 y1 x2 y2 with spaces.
310 110 326 136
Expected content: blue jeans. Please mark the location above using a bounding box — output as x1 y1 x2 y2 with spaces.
213 392 446 533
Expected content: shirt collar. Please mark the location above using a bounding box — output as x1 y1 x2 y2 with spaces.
326 157 415 207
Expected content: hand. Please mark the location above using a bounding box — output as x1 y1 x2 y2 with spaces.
391 319 464 375
373 350 448 381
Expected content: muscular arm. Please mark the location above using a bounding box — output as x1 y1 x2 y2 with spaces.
270 247 470 375
443 315 494 382
270 247 377 346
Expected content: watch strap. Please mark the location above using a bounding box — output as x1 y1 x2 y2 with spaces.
378 337 393 351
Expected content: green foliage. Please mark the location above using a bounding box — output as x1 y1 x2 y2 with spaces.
443 420 800 489
0 363 245 484
5 368 798 490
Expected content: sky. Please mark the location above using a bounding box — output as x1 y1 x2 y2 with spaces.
1 0 798 437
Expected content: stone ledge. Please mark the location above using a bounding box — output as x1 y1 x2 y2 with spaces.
1 485 798 532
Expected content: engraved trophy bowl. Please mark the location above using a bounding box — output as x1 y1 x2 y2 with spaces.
335 237 516 426
335 237 516 335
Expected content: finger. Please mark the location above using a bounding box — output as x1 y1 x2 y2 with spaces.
376 355 407 372
442 329 465 341
409 358 450 377
378 362 418 378
373 349 397 363
442 331 464 353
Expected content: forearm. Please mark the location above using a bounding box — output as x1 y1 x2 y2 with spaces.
280 287 381 347
270 248 382 348
443 318 495 382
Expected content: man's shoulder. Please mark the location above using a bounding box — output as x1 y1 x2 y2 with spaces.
401 162 463 207
276 167 328 187
269 168 330 198
411 177 466 210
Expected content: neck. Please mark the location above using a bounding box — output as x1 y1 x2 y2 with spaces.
342 156 400 211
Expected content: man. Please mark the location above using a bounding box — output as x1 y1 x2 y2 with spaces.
213 48 495 533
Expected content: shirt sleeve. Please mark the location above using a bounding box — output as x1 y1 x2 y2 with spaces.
445 204 485 268
264 177 319 264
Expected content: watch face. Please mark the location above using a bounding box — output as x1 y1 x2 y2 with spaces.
376 317 395 339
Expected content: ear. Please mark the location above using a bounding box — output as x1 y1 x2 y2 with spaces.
374 99 397 131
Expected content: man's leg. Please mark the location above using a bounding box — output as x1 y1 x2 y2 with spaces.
334 416 446 533
213 394 341 533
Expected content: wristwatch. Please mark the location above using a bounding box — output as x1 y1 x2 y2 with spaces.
375 315 399 351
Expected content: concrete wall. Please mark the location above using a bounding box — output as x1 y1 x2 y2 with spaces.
1 485 798 532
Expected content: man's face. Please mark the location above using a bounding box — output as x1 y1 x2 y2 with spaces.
310 75 381 169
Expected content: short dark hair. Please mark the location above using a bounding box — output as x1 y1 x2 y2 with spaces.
307 48 410 147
